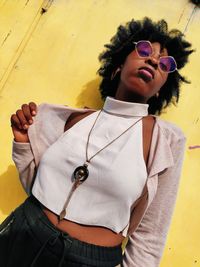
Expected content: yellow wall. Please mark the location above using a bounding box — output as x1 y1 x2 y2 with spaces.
0 1 199 266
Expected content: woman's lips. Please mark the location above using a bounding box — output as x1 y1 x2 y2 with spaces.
137 67 154 82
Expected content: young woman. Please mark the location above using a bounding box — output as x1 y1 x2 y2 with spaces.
0 17 193 267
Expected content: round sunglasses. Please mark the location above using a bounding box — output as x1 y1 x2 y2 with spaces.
133 40 177 73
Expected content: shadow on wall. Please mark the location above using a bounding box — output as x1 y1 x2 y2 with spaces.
76 77 103 109
0 165 26 218
0 78 105 220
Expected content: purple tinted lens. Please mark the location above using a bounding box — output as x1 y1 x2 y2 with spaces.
136 41 152 57
159 57 176 72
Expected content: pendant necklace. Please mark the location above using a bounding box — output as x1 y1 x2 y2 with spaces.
59 109 144 220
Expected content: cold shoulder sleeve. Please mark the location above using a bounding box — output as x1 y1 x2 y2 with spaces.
122 133 186 266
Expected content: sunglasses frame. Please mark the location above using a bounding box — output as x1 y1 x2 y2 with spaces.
132 40 177 73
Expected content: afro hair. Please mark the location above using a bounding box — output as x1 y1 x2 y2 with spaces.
98 17 194 114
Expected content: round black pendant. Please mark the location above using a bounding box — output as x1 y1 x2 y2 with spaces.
73 165 89 182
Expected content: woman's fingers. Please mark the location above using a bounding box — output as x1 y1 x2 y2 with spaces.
11 102 37 130
10 114 22 129
21 104 33 124
16 109 29 129
29 102 37 116
10 102 37 143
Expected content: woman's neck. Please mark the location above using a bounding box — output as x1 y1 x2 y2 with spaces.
114 89 148 104
114 82 149 104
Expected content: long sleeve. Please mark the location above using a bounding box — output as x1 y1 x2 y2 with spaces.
11 103 94 195
122 136 186 267
12 141 36 195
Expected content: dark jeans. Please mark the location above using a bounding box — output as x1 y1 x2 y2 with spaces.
0 196 122 267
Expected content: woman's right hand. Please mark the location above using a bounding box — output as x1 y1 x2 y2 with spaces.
10 102 37 143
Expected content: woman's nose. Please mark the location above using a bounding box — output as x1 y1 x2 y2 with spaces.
145 57 159 69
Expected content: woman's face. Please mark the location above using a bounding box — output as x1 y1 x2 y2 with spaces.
116 42 169 103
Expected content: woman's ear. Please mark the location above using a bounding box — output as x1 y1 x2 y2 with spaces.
111 65 123 80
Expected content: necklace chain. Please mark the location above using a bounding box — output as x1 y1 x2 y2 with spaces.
59 108 145 220
85 109 144 164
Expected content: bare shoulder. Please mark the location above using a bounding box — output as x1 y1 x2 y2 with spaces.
64 110 96 132
142 115 156 166
142 115 156 133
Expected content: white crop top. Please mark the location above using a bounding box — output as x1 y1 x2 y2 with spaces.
32 97 149 237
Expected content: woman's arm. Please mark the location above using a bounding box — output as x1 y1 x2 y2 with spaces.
122 136 186 267
10 102 37 143
11 102 37 195
11 103 95 195
12 141 36 195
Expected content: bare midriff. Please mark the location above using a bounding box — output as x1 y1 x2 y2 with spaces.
42 207 125 247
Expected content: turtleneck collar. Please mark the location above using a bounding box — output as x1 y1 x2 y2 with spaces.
103 97 149 117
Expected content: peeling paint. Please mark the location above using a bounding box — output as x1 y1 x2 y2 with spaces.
41 7 47 14
41 0 54 14
188 145 200 149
